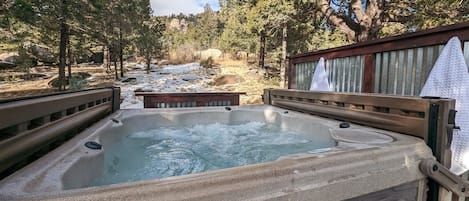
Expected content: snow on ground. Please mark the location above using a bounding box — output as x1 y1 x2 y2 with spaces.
117 63 214 109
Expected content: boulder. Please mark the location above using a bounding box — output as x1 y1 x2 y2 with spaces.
121 77 137 83
212 74 245 86
158 60 170 65
0 61 16 69
0 52 19 63
194 49 222 60
24 43 56 64
181 74 200 81
48 72 92 88
134 88 153 92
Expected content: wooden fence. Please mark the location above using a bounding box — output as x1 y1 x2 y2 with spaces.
135 92 246 108
288 22 469 95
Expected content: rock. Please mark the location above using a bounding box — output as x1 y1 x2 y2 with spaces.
48 72 92 87
134 64 145 70
26 73 47 80
73 72 92 79
86 77 97 82
0 52 19 63
236 51 249 59
122 77 137 83
24 43 56 64
208 69 219 76
247 69 263 79
212 75 245 86
194 49 222 60
158 60 170 65
168 18 188 32
77 62 95 67
92 52 104 63
134 88 153 92
0 61 16 69
181 74 199 81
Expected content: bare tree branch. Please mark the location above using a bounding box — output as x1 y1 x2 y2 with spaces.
318 0 360 40
350 0 367 22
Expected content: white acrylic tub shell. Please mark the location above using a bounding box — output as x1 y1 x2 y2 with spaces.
0 105 433 201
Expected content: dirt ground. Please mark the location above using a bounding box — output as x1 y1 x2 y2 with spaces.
212 59 280 104
0 59 279 105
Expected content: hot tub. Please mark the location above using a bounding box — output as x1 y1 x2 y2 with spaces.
0 105 432 201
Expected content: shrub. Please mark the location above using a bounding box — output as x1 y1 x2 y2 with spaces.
200 56 214 68
69 77 88 91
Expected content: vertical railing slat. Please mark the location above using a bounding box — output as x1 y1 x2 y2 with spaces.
358 56 364 93
380 52 388 94
396 50 405 95
404 49 413 95
464 41 469 70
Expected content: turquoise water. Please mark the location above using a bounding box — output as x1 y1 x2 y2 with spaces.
91 122 332 186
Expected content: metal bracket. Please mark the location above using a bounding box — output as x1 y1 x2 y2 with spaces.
420 159 469 200
449 109 461 130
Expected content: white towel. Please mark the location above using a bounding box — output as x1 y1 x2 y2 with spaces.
310 57 332 91
420 37 469 175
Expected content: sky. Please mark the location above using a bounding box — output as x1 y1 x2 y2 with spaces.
150 0 220 16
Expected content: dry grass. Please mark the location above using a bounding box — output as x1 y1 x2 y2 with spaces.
214 59 280 105
215 58 248 67
0 59 281 104
0 65 114 99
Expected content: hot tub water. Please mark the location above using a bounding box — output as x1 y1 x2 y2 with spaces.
91 121 334 186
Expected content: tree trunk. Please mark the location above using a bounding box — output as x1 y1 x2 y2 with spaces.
119 28 124 78
258 33 265 69
5 16 11 32
111 46 118 80
58 22 68 91
103 46 109 70
67 34 72 81
107 47 112 71
114 58 118 80
146 53 151 74
318 0 382 42
280 26 287 88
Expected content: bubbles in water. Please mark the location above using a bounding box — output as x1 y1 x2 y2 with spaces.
91 121 333 186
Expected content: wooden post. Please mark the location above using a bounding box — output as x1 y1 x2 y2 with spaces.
288 60 297 89
363 54 375 93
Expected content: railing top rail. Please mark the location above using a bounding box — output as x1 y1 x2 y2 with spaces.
264 88 456 171
135 92 247 96
289 21 469 63
0 88 115 131
0 87 114 104
264 88 454 142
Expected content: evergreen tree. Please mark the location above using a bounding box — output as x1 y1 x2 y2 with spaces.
136 15 165 73
194 4 221 49
219 2 257 56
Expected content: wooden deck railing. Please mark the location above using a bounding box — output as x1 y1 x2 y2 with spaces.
0 87 120 178
288 21 469 95
135 92 246 108
264 88 455 168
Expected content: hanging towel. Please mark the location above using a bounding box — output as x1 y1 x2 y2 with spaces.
310 57 332 91
420 37 469 175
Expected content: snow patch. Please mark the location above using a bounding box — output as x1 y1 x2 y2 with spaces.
118 63 212 109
